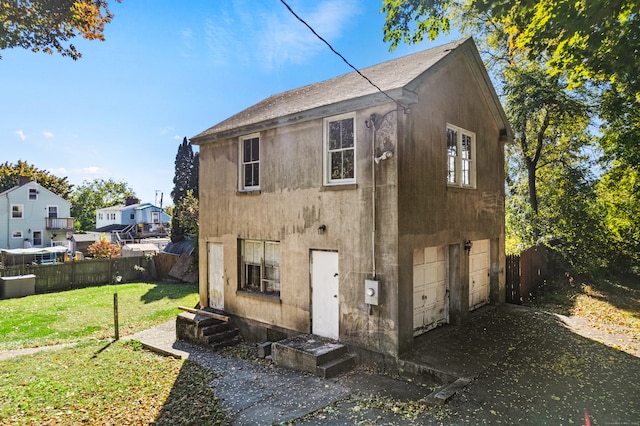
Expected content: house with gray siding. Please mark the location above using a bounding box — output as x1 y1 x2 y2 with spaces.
191 38 512 358
0 178 73 250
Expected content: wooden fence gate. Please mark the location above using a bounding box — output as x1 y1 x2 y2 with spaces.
506 254 522 304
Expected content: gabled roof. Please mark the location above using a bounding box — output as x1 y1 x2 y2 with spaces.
0 181 70 202
192 38 511 144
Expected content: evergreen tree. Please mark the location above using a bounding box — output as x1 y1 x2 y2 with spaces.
171 138 198 242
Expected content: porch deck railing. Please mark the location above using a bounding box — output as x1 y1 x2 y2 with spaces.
45 217 74 230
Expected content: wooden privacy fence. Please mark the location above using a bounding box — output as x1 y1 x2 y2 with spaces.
505 245 549 304
0 256 153 294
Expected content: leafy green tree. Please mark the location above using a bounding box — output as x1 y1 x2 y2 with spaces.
503 63 591 214
0 0 120 60
170 137 198 242
0 160 72 198
70 178 136 231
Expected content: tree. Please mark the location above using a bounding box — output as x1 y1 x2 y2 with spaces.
0 160 72 198
503 63 591 214
170 137 198 242
70 178 136 231
87 235 121 258
0 0 120 60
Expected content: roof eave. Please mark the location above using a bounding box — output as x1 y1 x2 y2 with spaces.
191 88 418 145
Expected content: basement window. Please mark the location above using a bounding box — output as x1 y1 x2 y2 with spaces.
239 239 280 297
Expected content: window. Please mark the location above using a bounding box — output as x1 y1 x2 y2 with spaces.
324 113 355 185
130 213 135 220
239 240 281 296
240 134 260 190
48 206 58 218
29 188 37 200
447 124 476 188
12 231 23 239
11 204 23 219
151 211 160 223
98 213 103 220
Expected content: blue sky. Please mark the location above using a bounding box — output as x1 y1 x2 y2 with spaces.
1 0 459 206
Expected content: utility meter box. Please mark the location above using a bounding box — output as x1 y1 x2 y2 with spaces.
364 279 379 305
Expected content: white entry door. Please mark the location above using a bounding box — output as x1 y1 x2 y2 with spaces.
311 250 339 340
469 239 490 310
208 243 224 310
413 246 448 336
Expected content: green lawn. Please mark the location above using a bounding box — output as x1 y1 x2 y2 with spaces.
0 340 225 425
0 282 199 351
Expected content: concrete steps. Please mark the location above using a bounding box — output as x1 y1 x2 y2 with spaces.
272 334 355 378
176 311 241 350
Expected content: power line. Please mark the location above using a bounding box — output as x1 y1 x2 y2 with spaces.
279 0 405 110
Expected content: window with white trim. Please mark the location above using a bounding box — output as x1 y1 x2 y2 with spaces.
324 113 355 185
447 124 476 188
29 188 37 200
48 206 58 218
239 239 280 296
11 204 23 219
239 134 260 190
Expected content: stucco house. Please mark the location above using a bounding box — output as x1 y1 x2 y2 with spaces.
94 197 170 243
0 178 73 250
191 38 512 358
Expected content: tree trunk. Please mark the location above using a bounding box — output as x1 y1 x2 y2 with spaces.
526 157 538 213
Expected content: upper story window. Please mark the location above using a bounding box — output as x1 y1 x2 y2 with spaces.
240 134 260 191
324 113 356 185
11 204 23 219
48 206 58 218
28 188 37 200
447 124 476 188
239 239 281 297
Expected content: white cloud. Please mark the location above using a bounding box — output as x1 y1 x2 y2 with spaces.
43 131 54 138
15 130 26 141
205 0 361 70
159 126 174 135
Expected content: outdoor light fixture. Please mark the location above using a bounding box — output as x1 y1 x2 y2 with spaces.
464 240 473 251
318 224 327 235
374 150 393 164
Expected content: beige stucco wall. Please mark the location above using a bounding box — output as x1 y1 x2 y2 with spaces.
198 104 401 355
395 50 507 353
196 47 507 358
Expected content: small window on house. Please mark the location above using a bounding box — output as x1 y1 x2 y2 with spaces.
151 211 160 223
11 205 23 219
446 124 476 188
98 213 103 220
29 188 37 200
239 134 260 191
324 113 356 185
239 239 280 297
12 231 23 239
48 206 58 218
130 213 135 220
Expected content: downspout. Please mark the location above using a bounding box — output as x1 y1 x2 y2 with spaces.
371 117 377 279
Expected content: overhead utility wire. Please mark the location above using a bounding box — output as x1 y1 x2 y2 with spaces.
279 0 406 111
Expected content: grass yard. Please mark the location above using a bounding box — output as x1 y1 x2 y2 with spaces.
0 340 225 425
0 282 199 351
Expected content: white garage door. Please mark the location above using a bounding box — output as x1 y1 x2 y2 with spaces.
413 246 448 336
469 239 490 311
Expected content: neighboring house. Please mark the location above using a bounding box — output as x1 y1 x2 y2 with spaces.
95 197 170 243
0 177 73 250
191 38 512 358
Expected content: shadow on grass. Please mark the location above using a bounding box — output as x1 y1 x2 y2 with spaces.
139 282 198 304
153 359 226 425
91 340 114 358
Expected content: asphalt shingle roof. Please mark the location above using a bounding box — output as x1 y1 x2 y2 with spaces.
193 38 468 142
